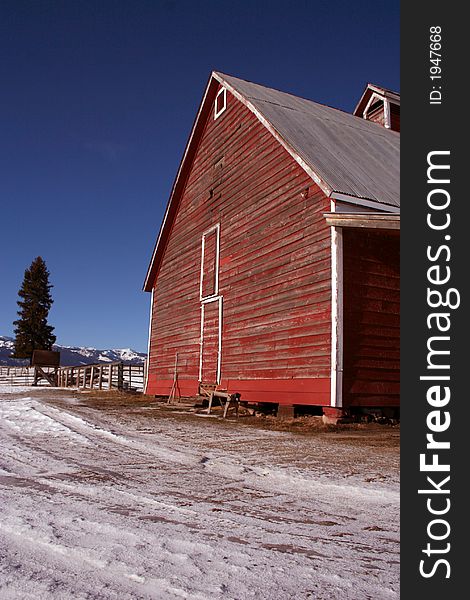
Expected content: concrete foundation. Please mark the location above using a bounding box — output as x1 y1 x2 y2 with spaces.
276 404 295 418
322 407 348 425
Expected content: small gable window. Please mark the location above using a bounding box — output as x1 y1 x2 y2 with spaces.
214 87 227 120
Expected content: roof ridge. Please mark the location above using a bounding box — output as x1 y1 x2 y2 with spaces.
215 71 358 116
367 82 400 96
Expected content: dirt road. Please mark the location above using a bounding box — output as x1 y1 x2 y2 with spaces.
0 387 399 599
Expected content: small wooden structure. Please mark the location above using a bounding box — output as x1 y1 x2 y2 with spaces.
198 382 241 418
32 350 60 387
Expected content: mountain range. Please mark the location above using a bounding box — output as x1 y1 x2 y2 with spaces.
0 336 146 367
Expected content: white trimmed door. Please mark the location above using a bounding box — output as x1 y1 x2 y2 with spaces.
199 224 222 384
199 297 222 384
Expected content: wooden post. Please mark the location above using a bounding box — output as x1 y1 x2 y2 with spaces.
90 366 95 389
167 352 179 404
98 365 103 389
207 391 214 414
108 365 113 389
117 363 124 391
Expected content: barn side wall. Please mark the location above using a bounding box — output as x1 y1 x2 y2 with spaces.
342 230 400 407
147 84 332 405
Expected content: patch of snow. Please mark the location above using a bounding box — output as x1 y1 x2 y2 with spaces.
1 334 146 367
0 385 45 394
97 354 113 362
0 388 399 599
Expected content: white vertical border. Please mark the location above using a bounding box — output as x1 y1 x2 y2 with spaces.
362 92 393 129
217 296 223 384
330 204 344 407
383 98 391 129
214 87 226 119
199 295 223 384
199 223 220 300
144 288 154 394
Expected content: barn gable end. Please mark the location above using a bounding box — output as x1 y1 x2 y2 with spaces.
146 81 332 405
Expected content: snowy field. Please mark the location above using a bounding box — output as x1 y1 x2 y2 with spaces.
0 385 399 599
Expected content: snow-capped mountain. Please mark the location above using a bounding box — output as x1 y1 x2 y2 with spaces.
0 336 146 366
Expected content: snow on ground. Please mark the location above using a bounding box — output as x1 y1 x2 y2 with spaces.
0 385 46 394
0 389 399 599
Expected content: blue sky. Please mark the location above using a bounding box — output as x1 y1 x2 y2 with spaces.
0 0 399 353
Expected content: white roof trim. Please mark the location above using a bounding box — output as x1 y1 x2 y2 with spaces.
330 192 400 213
354 84 400 115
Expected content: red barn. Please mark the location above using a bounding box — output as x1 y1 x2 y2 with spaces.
143 73 400 420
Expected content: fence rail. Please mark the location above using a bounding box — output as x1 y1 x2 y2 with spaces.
1 362 145 392
58 362 145 392
0 366 47 387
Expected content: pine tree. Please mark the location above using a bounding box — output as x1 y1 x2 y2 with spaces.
12 257 56 363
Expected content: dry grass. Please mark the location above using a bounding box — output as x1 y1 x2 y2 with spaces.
62 390 399 449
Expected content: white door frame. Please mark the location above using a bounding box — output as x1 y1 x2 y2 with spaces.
199 223 220 301
199 295 223 384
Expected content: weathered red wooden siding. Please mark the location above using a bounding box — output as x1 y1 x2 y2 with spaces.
147 84 332 405
390 103 400 132
367 103 400 132
342 230 400 407
367 104 385 127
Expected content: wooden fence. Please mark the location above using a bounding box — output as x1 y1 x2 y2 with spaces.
57 362 145 392
0 366 46 387
1 362 145 392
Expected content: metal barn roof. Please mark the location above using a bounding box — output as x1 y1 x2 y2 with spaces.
215 73 400 208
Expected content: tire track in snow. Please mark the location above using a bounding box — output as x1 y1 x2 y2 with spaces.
0 390 399 599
